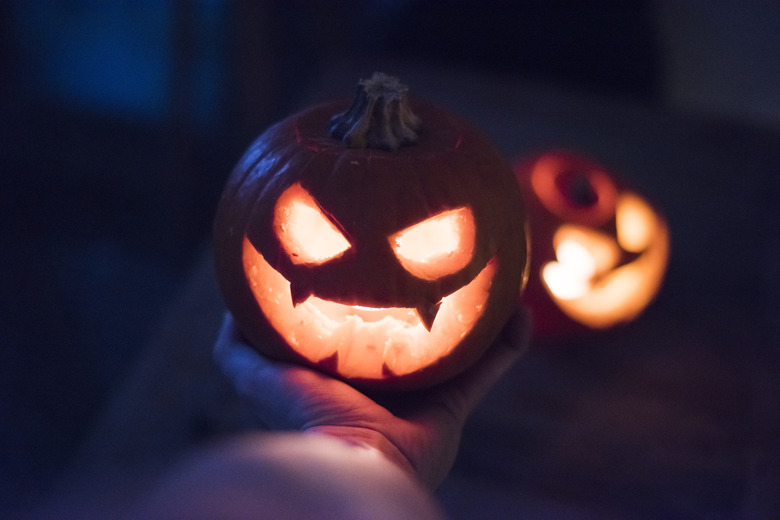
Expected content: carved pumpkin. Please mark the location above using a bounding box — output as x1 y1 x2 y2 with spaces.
214 74 528 390
515 151 669 338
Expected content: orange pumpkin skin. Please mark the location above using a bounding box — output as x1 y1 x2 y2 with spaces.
515 151 670 339
214 97 528 391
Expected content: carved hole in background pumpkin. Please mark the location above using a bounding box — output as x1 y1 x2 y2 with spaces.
530 155 617 226
243 185 495 380
540 192 669 328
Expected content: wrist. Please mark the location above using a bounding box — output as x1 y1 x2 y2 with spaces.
304 425 417 482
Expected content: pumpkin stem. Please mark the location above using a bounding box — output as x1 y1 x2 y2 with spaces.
330 72 421 151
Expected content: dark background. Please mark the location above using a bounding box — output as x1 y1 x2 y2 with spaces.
1 1 778 516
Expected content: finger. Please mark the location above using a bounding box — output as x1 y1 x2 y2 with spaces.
213 313 307 427
213 313 263 388
213 314 316 404
213 314 379 430
420 306 531 424
495 305 532 357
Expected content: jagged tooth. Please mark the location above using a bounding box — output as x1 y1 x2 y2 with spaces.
319 351 339 374
382 362 396 377
289 281 311 307
415 301 441 332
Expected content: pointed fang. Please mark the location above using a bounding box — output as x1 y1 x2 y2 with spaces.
289 281 311 307
416 301 441 332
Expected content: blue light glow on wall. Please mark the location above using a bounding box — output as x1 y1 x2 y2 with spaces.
12 1 225 126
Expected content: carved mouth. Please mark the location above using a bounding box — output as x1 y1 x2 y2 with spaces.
541 193 670 328
242 237 496 379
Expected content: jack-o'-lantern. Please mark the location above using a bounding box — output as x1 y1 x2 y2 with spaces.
214 73 528 390
515 151 669 338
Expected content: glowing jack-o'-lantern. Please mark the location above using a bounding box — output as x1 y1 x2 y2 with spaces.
515 152 669 338
214 73 528 390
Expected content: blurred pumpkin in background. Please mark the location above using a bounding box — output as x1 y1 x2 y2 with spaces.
515 151 670 338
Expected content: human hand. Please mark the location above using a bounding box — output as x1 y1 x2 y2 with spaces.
213 308 530 490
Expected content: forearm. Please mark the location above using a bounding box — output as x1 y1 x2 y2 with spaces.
137 432 445 520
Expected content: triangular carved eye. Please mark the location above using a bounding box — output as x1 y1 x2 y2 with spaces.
274 183 351 265
389 207 475 280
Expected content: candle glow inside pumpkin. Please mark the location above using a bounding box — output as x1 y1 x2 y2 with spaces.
242 183 496 379
515 151 671 336
540 192 669 329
